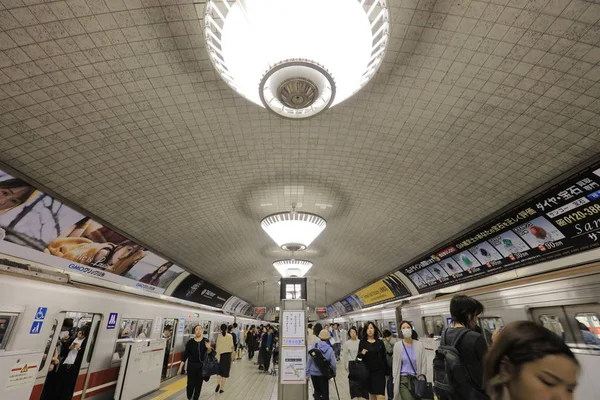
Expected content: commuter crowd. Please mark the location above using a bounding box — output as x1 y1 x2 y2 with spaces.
173 294 583 400
305 295 581 400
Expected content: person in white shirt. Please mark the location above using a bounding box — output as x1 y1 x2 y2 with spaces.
332 323 343 361
344 327 368 399
55 326 88 400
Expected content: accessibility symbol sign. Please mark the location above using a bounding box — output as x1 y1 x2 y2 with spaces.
35 307 47 321
30 321 43 335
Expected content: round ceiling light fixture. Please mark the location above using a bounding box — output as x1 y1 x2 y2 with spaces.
260 207 326 251
273 259 313 278
203 0 390 119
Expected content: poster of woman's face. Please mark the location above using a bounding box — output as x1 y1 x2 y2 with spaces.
125 253 184 288
0 170 184 288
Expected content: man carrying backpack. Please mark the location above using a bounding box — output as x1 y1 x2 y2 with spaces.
433 295 490 400
306 329 337 400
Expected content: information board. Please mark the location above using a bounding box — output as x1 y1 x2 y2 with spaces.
280 348 306 384
399 162 600 293
282 311 305 341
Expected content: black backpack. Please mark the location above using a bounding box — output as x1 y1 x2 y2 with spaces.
433 328 480 400
308 344 335 378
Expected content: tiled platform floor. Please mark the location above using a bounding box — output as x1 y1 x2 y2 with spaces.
140 357 355 400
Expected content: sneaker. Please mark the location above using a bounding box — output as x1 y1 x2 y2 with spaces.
215 384 220 393
219 390 224 393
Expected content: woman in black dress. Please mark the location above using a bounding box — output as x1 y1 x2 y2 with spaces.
357 321 387 400
178 325 212 400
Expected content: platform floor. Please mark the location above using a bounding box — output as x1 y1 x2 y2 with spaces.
140 357 355 400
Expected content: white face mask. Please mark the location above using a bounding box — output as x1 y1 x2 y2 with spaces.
401 329 412 338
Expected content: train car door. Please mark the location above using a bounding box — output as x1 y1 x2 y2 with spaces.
161 318 179 380
31 311 101 400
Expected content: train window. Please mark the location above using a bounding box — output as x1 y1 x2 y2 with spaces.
423 315 444 337
574 313 600 348
478 317 504 346
0 313 19 350
118 318 138 339
538 314 566 339
112 318 152 364
39 319 58 370
136 319 152 339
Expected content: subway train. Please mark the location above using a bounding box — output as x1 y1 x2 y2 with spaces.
320 262 600 399
0 269 261 400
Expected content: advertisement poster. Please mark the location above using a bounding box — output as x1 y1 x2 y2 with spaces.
355 279 395 306
222 296 253 315
399 162 600 293
328 160 600 313
0 170 185 293
171 275 232 308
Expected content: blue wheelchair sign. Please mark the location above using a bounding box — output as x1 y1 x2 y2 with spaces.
30 321 43 334
35 307 48 321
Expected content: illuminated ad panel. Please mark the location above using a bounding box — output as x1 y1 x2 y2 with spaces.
400 161 600 293
0 170 186 294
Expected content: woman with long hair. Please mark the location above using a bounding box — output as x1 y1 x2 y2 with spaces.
215 323 234 393
139 262 173 286
178 325 212 400
344 326 368 399
392 321 427 400
357 321 387 400
483 321 579 400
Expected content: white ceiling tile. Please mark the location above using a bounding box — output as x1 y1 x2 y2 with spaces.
0 0 599 307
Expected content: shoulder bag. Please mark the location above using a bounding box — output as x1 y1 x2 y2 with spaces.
202 343 219 379
402 342 434 400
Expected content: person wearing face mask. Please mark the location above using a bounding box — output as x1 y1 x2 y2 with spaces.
483 321 579 400
441 295 490 399
392 322 427 400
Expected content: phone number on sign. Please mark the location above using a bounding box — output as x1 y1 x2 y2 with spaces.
555 204 600 226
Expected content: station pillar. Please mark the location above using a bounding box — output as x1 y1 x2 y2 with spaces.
278 277 308 400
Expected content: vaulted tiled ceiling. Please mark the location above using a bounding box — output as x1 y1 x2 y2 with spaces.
1 0 599 308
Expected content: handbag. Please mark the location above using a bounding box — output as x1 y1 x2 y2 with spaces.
402 342 434 400
202 351 219 378
348 360 368 382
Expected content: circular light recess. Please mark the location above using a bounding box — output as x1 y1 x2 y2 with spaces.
204 0 390 119
273 259 313 278
260 211 326 251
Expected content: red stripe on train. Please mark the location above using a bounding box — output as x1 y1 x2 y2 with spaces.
28 352 183 400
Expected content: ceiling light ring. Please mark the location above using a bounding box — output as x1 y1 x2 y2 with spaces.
273 259 313 278
258 59 336 120
260 210 327 251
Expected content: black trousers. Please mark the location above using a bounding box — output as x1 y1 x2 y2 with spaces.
248 346 255 359
55 363 80 400
186 363 204 400
311 375 330 400
263 350 272 371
